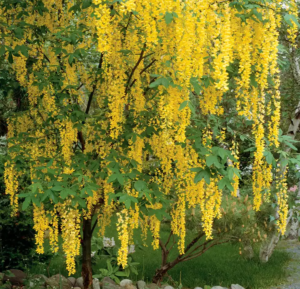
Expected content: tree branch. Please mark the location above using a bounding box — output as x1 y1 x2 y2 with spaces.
85 54 103 115
125 43 146 94
181 240 230 262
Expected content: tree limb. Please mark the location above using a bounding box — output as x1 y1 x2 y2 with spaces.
125 43 146 94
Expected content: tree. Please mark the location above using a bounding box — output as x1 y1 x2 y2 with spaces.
0 0 297 288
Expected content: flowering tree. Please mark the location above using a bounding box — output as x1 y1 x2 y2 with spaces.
0 0 298 288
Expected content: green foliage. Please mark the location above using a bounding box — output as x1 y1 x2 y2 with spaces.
0 155 51 271
93 257 139 284
91 236 139 283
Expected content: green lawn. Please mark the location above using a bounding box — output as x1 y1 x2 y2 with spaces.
29 221 290 289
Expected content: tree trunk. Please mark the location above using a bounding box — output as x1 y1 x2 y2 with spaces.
259 47 300 262
82 219 93 289
152 260 179 284
259 209 293 262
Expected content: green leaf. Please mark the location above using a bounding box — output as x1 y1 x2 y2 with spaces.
51 186 63 191
250 74 258 87
190 77 201 95
284 13 300 28
50 192 58 204
264 151 275 165
8 51 13 64
179 100 188 111
22 196 31 210
115 271 128 277
32 182 43 193
165 12 174 24
117 174 124 185
61 188 75 199
161 77 170 88
134 180 147 191
188 102 195 114
82 0 92 9
218 177 234 191
0 45 5 56
285 141 297 150
206 155 221 168
107 174 117 183
75 197 87 208
194 169 211 184
69 54 74 65
149 78 162 88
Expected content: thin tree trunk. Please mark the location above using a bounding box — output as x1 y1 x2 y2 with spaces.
259 46 300 262
152 259 180 284
82 219 93 289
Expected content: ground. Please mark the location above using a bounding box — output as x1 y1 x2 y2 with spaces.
270 239 300 289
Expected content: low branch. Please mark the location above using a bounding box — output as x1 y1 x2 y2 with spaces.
165 230 173 248
125 43 146 94
181 240 230 262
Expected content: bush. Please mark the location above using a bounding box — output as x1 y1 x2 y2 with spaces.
0 154 51 271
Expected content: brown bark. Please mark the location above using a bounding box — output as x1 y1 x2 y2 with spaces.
152 259 180 284
82 219 93 289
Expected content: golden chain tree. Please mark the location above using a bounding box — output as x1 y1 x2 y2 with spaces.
0 0 297 288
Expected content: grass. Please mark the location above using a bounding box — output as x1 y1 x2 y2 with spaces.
28 220 290 289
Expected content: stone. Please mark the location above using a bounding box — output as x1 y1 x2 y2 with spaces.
162 286 173 289
102 277 116 286
102 277 119 289
74 287 82 289
3 269 26 286
243 245 254 259
75 277 84 289
67 277 76 287
29 275 48 287
93 278 100 289
146 284 159 289
230 285 245 289
46 274 72 289
194 287 203 289
124 285 136 289
120 280 132 287
136 281 146 289
288 217 299 240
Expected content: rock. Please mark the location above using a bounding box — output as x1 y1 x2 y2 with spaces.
243 244 254 259
74 287 82 289
230 285 245 289
194 287 203 289
120 280 132 287
68 277 76 287
146 284 159 289
3 269 26 286
102 277 116 286
288 217 299 239
29 275 48 287
102 277 119 289
136 281 146 289
46 274 72 289
125 285 136 289
75 277 84 289
93 278 100 289
162 286 173 289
